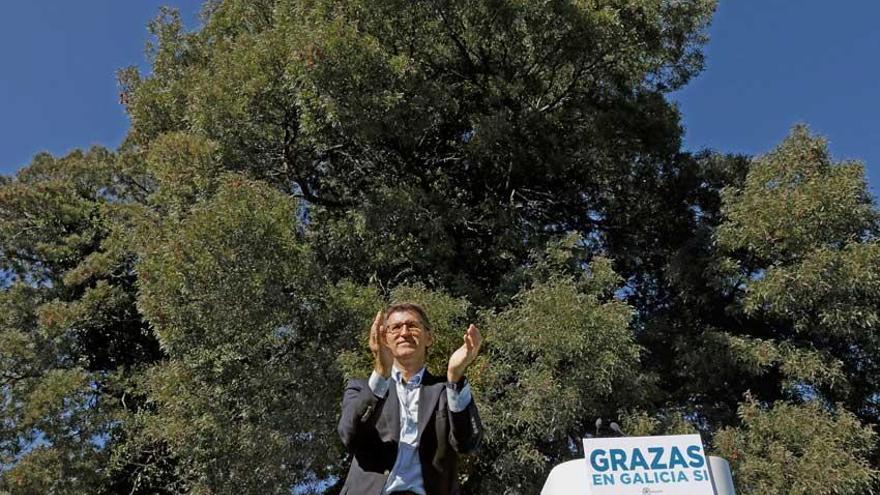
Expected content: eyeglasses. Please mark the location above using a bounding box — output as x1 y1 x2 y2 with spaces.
385 322 425 336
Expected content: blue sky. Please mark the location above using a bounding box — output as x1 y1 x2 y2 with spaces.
0 0 202 174
2 1 879 194
671 1 880 194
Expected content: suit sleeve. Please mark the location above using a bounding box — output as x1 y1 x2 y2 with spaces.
338 378 387 454
447 382 483 454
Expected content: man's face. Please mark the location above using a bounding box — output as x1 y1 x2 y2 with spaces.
383 309 433 364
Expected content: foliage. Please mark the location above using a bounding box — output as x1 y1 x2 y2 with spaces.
473 262 639 493
129 175 344 493
0 148 163 493
715 127 880 424
119 0 717 304
3 1 880 494
714 397 877 495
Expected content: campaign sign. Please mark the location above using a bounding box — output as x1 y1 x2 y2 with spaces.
582 434 713 495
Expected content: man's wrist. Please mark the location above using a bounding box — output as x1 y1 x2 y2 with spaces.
447 371 466 384
374 363 391 378
446 375 467 392
368 370 391 399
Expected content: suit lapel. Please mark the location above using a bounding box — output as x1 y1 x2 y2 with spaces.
418 370 443 437
386 381 401 442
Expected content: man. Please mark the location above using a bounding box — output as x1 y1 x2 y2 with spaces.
338 303 484 495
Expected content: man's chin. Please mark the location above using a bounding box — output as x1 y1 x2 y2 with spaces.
394 347 421 360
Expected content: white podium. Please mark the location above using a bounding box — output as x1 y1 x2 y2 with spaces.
541 456 736 495
707 456 736 495
540 459 588 495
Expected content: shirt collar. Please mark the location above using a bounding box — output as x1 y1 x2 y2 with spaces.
391 365 426 387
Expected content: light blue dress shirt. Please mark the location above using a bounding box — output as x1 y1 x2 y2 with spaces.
368 366 472 495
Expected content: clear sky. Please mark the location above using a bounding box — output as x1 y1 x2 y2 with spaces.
0 0 202 174
2 1 879 194
671 1 880 194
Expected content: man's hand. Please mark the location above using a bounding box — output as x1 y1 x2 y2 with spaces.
369 311 393 378
447 324 483 383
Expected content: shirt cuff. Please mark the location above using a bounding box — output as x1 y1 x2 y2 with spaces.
446 382 472 412
368 370 390 399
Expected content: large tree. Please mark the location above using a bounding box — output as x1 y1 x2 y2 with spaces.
118 0 716 303
3 1 880 494
0 148 165 493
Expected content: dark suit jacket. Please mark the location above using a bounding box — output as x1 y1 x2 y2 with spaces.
337 369 483 495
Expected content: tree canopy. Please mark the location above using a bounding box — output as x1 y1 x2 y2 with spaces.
2 1 879 494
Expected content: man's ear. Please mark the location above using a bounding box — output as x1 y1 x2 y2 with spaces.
425 330 434 348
